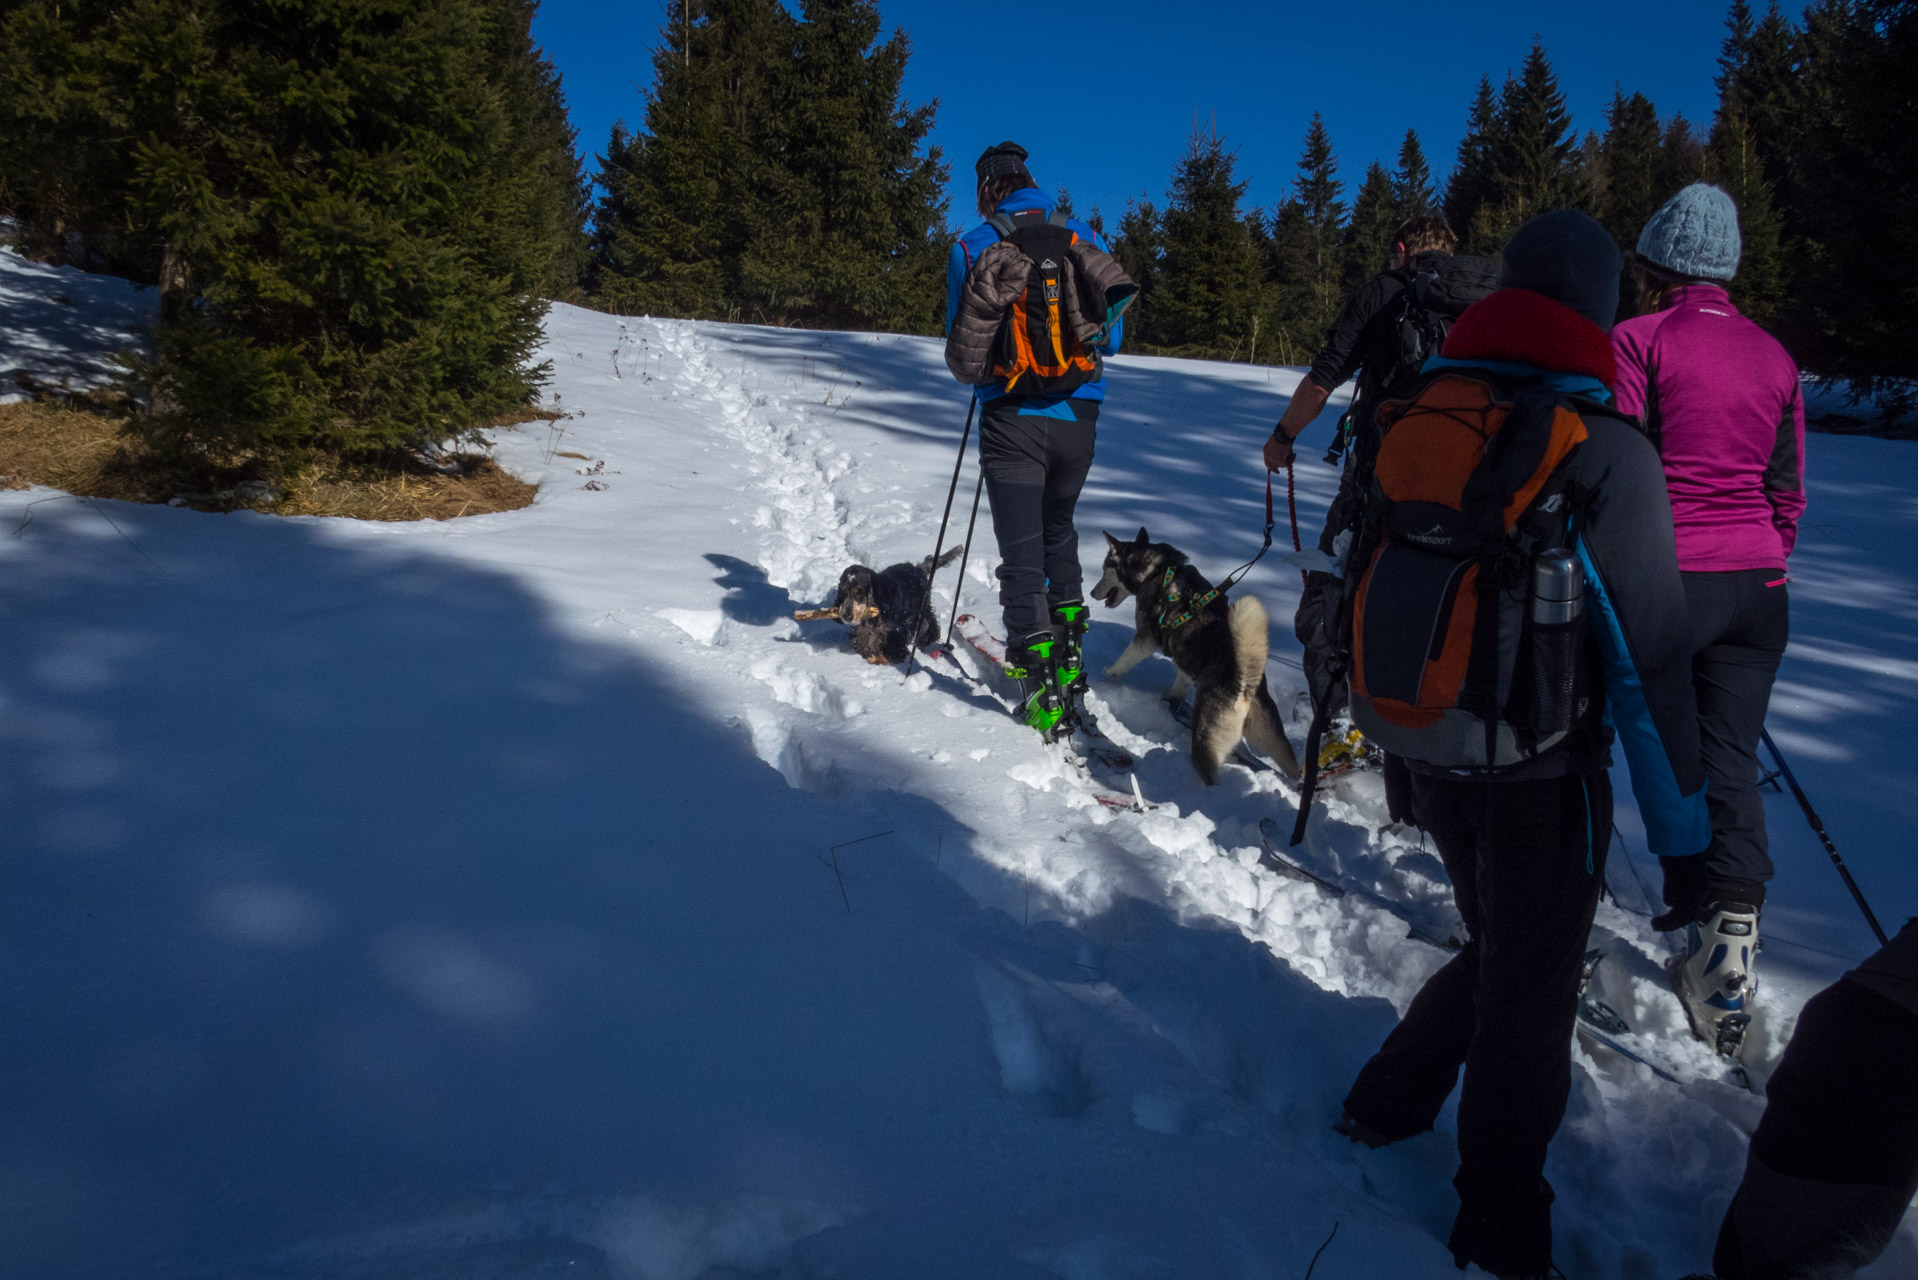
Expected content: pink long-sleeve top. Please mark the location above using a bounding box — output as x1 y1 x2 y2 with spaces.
1611 283 1806 573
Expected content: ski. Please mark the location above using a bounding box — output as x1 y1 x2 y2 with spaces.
952 614 1149 812
1575 950 1753 1092
953 613 1135 771
1257 819 1466 953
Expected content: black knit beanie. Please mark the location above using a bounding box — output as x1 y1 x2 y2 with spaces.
975 141 1030 184
1497 209 1623 333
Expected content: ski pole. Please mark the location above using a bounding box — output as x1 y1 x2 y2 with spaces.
943 463 987 647
1761 727 1889 946
904 396 976 680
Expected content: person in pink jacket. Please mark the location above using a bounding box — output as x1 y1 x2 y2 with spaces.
1612 182 1807 1057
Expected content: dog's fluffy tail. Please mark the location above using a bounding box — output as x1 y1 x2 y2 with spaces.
1229 595 1303 777
919 545 965 573
1228 596 1270 695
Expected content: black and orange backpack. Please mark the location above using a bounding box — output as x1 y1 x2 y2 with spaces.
984 208 1100 396
1290 369 1606 843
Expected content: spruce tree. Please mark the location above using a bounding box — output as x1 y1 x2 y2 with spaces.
1392 129 1435 221
739 0 949 332
1343 162 1400 295
589 0 948 333
496 0 592 299
1597 90 1665 246
1474 41 1581 254
1704 106 1786 323
1108 197 1163 347
1264 114 1347 363
1659 116 1706 197
588 0 787 318
1152 122 1263 358
1 0 591 463
1781 0 1916 389
1708 0 1797 327
1445 77 1503 252
0 1 145 273
1729 1 1804 201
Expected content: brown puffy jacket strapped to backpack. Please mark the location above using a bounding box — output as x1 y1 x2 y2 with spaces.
945 214 1136 392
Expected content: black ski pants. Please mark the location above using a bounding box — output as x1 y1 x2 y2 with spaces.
1342 770 1612 1276
979 398 1097 643
1714 922 1918 1277
1684 568 1790 903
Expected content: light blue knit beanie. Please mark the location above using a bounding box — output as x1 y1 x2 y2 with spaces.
1635 183 1742 281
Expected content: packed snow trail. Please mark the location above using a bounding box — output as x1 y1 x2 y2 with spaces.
2 253 1913 1278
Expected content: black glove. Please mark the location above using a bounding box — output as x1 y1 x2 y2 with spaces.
1650 855 1710 932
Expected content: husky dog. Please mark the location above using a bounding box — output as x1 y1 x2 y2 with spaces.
795 548 962 665
1093 528 1301 782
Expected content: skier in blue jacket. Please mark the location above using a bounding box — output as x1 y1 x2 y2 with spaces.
946 141 1123 735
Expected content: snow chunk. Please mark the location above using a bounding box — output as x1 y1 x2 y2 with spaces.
750 656 858 718
658 608 728 647
742 709 841 794
975 966 1093 1116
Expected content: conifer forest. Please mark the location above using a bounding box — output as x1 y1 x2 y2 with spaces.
0 0 1911 460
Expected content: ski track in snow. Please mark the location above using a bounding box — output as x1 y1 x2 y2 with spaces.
3 250 1914 1279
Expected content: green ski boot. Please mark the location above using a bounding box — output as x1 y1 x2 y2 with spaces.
1051 599 1090 705
1006 631 1070 740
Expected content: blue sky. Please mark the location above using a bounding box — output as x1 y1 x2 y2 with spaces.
532 1 1747 229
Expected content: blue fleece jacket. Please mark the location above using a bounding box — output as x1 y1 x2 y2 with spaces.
946 188 1122 416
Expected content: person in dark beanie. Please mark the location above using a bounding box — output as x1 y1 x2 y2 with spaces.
1333 209 1709 1279
1611 183 1807 1057
1698 919 1918 1277
946 142 1124 734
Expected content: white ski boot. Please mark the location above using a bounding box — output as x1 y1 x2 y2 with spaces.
1671 902 1760 1057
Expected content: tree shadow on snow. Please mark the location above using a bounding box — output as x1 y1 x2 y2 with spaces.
0 497 1439 1279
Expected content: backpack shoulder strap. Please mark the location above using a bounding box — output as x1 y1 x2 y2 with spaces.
986 207 1054 240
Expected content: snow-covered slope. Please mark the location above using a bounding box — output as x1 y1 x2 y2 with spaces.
2 262 1913 1278
0 243 155 401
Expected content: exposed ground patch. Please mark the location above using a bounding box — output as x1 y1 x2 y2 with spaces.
0 400 539 520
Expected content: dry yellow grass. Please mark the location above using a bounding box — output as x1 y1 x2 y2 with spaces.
0 401 538 521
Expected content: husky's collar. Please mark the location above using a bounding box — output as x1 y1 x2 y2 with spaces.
1157 565 1221 631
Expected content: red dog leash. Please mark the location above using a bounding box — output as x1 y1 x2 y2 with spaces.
1221 462 1301 596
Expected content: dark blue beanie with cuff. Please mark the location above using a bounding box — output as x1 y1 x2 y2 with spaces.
1497 209 1623 333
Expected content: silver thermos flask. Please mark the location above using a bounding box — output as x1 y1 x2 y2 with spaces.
1529 548 1584 734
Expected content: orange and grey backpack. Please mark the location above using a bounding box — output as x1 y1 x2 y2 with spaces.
1290 369 1603 844
985 208 1100 396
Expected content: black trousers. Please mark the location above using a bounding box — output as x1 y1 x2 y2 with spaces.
1715 951 1918 1277
1343 770 1612 1275
979 398 1097 641
1684 568 1790 901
